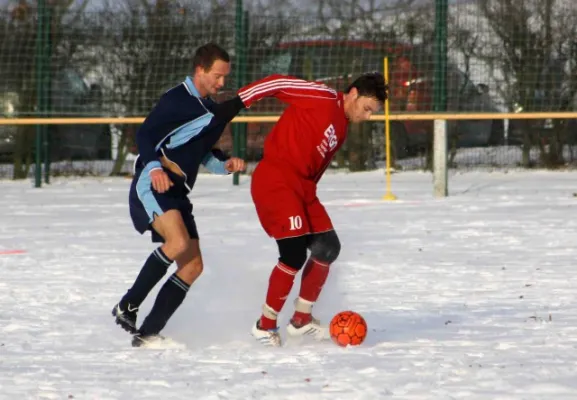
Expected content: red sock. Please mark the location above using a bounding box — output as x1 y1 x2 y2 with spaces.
259 262 298 330
291 258 330 326
299 258 330 302
292 310 313 326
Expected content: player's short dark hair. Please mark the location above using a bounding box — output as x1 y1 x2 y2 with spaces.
345 72 388 103
192 43 230 71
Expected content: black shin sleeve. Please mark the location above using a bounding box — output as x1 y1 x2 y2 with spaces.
276 235 309 270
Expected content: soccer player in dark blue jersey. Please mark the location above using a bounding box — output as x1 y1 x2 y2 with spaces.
111 43 247 347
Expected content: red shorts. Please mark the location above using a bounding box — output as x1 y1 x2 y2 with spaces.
251 160 333 239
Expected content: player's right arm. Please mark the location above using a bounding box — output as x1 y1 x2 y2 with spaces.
137 92 248 193
237 74 337 109
135 90 207 193
135 122 173 193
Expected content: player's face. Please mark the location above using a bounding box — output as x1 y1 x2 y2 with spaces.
347 95 381 123
196 59 231 97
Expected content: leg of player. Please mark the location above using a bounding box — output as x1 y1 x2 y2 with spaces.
112 217 180 334
132 238 202 347
251 235 308 347
286 230 341 339
111 211 186 334
130 211 202 347
112 244 173 334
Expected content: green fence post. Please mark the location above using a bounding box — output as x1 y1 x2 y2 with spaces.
239 10 249 171
434 0 448 112
433 0 448 196
232 0 244 186
43 4 52 184
34 0 46 188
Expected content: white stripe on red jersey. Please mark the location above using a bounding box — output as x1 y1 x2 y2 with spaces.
239 78 336 99
238 75 337 107
240 82 337 103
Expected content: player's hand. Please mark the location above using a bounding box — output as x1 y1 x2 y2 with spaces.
225 157 246 173
149 169 173 193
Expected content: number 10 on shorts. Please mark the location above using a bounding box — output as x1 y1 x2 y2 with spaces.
289 215 303 230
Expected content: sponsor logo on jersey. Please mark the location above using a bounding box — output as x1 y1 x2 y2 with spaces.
317 124 337 158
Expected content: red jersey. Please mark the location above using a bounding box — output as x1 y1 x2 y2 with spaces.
238 74 349 182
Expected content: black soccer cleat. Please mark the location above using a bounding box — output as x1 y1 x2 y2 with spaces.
111 303 139 334
131 332 165 348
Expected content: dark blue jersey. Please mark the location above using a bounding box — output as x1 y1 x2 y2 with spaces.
134 76 242 191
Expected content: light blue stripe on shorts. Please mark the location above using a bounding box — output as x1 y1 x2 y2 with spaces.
136 163 164 222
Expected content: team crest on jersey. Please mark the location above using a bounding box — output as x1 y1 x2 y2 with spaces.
317 124 338 158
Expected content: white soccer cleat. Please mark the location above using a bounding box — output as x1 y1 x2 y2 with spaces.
251 320 282 347
286 317 329 341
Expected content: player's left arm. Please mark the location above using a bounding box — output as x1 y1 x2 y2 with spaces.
209 96 247 123
201 148 245 175
237 74 337 109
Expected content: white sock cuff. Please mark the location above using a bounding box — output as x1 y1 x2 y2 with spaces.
295 297 314 314
262 303 279 320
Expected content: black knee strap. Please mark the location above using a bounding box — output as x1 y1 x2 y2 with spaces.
309 230 341 264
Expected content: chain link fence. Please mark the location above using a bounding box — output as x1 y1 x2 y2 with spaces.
1 0 577 180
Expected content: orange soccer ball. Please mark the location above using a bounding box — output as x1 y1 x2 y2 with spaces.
329 311 368 347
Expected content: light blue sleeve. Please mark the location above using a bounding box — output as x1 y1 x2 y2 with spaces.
144 160 162 172
201 152 229 175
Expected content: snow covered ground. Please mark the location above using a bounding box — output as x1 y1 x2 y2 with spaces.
2 170 577 399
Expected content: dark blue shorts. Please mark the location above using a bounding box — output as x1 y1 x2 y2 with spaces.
129 166 199 243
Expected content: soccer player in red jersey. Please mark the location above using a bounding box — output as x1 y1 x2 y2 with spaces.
237 73 387 346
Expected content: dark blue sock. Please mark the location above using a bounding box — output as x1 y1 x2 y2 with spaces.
120 247 172 309
138 273 190 336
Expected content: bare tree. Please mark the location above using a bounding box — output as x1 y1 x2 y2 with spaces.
474 0 577 167
0 2 36 179
0 0 90 179
308 0 434 171
69 0 237 175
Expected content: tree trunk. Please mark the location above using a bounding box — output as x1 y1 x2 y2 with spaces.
348 123 368 172
110 126 130 176
521 120 532 168
12 126 33 180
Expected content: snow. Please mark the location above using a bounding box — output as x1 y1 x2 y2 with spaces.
2 169 577 399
